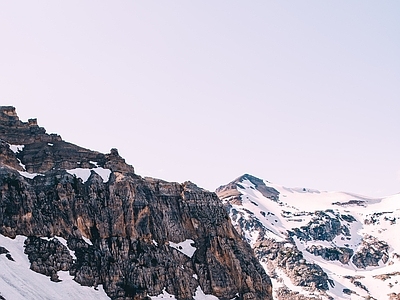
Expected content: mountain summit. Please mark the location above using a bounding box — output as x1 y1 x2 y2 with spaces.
217 174 400 300
0 107 272 300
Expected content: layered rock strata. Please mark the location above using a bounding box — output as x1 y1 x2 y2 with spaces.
0 106 272 300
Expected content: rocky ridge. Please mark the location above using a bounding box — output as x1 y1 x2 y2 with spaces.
0 107 272 300
216 174 400 300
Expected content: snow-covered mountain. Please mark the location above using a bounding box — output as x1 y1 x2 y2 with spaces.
217 174 400 300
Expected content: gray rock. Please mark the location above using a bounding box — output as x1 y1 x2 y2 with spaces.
290 211 350 242
305 245 354 264
351 235 389 269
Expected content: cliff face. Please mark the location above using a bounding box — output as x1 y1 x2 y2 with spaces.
0 107 272 300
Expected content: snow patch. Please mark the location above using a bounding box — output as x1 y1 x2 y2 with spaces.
18 171 44 179
0 234 109 300
194 286 219 299
55 236 76 260
149 288 177 299
82 236 93 246
89 161 99 167
9 144 24 153
169 239 196 258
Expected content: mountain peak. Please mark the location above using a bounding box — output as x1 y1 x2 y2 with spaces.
217 174 400 300
216 173 279 205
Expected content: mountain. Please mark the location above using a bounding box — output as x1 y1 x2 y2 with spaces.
216 174 400 300
0 107 272 300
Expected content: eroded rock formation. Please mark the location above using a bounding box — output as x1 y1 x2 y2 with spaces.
0 106 273 300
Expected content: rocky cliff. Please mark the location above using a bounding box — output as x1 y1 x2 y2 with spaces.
0 107 272 300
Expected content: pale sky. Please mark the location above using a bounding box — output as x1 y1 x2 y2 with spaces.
1 1 399 197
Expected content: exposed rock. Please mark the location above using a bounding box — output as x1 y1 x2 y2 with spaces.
305 245 353 264
255 239 329 291
343 276 369 292
332 200 366 207
24 236 73 282
373 272 400 281
0 245 8 254
290 211 350 242
0 245 14 261
364 212 398 225
0 106 134 175
0 106 61 145
0 140 24 171
389 293 400 300
275 287 324 300
0 107 273 300
352 235 389 269
342 288 354 295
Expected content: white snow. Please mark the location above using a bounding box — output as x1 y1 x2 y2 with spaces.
18 171 44 179
82 236 93 246
89 161 99 167
53 236 76 260
149 286 220 300
149 288 177 299
9 144 24 153
0 234 110 300
168 239 196 258
194 286 219 299
66 168 111 183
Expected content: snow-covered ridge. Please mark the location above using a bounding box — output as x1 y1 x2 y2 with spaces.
217 174 400 300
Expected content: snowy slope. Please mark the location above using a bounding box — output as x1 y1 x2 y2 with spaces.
217 174 400 300
0 234 230 300
0 235 110 300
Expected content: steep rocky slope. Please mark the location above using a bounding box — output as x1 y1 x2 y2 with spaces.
217 174 400 300
0 107 272 300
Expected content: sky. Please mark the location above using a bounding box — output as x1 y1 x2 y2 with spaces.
0 1 399 197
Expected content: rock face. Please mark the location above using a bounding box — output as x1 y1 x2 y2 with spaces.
305 245 353 264
351 235 389 268
0 107 272 300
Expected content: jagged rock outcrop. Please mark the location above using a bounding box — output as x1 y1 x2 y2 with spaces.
0 106 134 174
0 106 273 300
351 235 389 268
255 239 329 291
305 245 353 264
24 236 73 282
289 210 352 242
275 287 323 300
